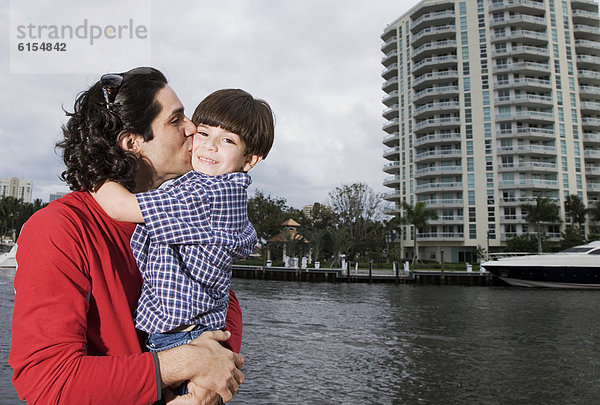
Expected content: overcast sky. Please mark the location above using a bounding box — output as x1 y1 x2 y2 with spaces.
0 0 414 209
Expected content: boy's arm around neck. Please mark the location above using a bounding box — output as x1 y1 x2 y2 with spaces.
91 181 144 223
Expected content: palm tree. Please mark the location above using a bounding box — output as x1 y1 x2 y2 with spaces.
401 201 438 264
521 197 560 253
564 194 586 229
587 201 600 234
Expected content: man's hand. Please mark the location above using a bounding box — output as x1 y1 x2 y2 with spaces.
164 382 221 405
157 330 245 403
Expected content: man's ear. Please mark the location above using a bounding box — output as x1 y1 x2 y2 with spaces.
118 132 143 153
242 155 262 172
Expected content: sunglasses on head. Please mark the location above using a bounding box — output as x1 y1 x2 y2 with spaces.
100 73 123 108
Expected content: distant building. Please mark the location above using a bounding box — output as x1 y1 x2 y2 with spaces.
302 203 333 220
49 192 68 202
0 177 32 203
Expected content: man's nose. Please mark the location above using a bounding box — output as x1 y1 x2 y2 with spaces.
183 118 196 137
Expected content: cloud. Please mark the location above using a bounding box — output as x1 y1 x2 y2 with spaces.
0 0 414 207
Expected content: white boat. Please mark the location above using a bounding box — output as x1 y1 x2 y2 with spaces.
0 244 17 269
481 241 600 289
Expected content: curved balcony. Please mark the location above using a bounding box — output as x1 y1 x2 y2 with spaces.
412 55 458 75
382 90 399 106
383 146 400 160
416 232 465 241
415 148 462 163
496 127 556 140
414 117 461 133
579 69 600 85
497 161 558 172
496 144 557 156
582 117 600 128
383 104 399 120
490 29 548 45
413 70 459 90
584 149 600 160
498 179 559 189
383 175 401 187
381 36 398 54
383 118 399 133
573 24 600 41
492 45 549 61
577 54 600 70
495 110 554 124
382 77 399 92
414 132 462 146
575 39 600 56
583 133 600 144
573 9 600 25
382 49 398 67
383 132 400 148
411 10 456 33
382 63 398 80
495 94 552 108
411 24 456 48
412 40 457 62
416 181 463 191
493 61 550 75
580 101 600 113
571 0 599 12
488 0 545 13
489 14 546 29
413 101 460 119
383 161 401 174
415 165 463 178
382 190 402 202
580 85 600 97
585 165 600 175
413 85 460 103
418 198 464 208
494 78 552 91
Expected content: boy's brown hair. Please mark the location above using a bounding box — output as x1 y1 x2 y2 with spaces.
192 89 275 158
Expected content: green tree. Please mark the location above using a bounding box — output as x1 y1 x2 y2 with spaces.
401 201 438 264
0 197 46 240
564 194 586 229
328 183 381 259
247 190 288 242
521 197 560 253
505 233 542 253
560 226 586 250
588 201 600 234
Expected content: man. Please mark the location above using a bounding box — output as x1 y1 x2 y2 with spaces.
9 67 244 404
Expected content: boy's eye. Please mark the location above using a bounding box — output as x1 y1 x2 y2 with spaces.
223 138 236 144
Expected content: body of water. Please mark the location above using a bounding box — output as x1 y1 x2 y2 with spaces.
2 275 600 404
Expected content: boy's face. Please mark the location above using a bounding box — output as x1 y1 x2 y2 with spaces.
192 124 261 176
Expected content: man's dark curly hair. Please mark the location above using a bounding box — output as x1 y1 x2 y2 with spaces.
56 67 167 192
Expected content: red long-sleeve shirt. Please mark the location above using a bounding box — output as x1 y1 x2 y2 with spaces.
9 192 242 404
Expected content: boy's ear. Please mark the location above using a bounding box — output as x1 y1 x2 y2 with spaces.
243 155 262 172
118 132 143 154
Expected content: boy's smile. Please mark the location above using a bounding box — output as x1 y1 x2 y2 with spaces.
192 125 259 176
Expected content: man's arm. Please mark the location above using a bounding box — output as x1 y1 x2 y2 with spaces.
92 181 144 222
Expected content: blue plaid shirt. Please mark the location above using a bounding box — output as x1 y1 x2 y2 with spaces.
131 171 257 334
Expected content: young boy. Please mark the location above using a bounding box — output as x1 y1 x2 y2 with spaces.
93 89 274 397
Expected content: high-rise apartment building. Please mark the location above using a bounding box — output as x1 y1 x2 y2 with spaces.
382 0 600 262
0 177 32 203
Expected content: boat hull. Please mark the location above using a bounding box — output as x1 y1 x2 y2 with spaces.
483 265 600 289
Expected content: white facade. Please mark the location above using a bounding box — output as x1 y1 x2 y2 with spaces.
0 177 32 203
382 0 600 262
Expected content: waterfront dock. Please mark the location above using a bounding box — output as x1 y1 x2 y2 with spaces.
232 264 498 286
